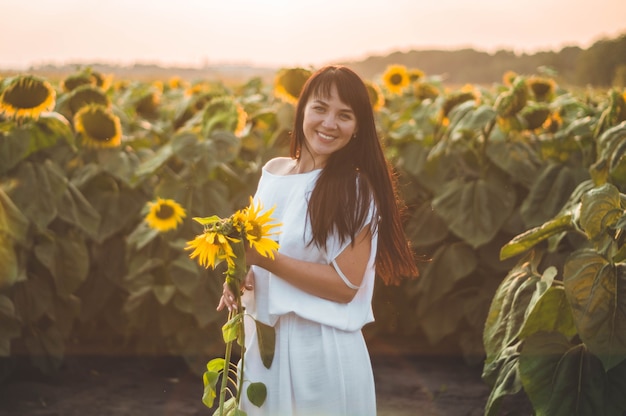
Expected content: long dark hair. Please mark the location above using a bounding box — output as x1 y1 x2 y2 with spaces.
290 65 418 285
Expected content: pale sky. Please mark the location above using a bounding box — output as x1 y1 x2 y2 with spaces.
1 0 625 70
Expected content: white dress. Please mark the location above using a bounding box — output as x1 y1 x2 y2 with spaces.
239 164 378 416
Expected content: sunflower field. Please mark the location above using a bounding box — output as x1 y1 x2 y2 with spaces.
1 64 626 414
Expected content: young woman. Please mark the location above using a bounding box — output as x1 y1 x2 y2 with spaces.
218 65 418 415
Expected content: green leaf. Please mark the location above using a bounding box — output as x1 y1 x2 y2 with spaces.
12 275 53 324
520 163 582 228
416 242 477 315
0 239 18 289
34 230 89 296
482 343 523 416
254 319 275 369
56 181 101 239
579 183 622 240
0 124 30 174
207 357 226 373
132 143 174 184
450 104 497 140
519 332 606 416
500 214 573 260
483 252 542 366
152 284 176 305
202 369 220 408
518 286 577 340
212 397 238 416
404 202 449 248
486 140 544 189
7 161 67 230
432 173 517 248
127 221 160 251
80 173 146 243
0 295 21 356
23 324 65 373
0 188 29 243
97 148 142 187
563 249 626 370
247 382 267 407
27 112 74 155
222 313 242 343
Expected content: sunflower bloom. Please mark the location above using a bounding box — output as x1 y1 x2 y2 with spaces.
408 68 425 83
74 104 122 149
439 89 477 125
0 75 56 120
365 81 385 112
235 198 281 259
145 197 187 232
274 68 313 104
382 65 410 95
413 82 440 101
67 85 110 115
186 230 239 269
528 76 556 102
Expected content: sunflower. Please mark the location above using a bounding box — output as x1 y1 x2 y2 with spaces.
365 81 385 112
186 215 242 270
494 77 529 118
74 104 122 149
145 197 187 232
201 96 248 138
413 82 440 101
382 64 410 95
233 198 281 259
408 68 425 83
502 70 518 86
67 85 110 115
542 111 563 133
521 104 551 130
439 88 477 125
274 67 313 104
528 76 556 102
0 75 56 120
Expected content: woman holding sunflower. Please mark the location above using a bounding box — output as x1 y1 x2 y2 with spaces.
218 65 418 415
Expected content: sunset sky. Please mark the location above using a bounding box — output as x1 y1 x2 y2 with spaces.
2 0 625 70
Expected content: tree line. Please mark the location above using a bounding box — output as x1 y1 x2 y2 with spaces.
343 32 626 87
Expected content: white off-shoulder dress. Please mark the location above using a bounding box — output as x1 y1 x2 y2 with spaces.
239 163 378 416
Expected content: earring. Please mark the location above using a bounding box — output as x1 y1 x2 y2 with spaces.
351 133 357 139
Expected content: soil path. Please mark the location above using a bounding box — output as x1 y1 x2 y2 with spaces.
0 351 532 416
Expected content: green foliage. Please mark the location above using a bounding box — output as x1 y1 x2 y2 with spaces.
484 122 626 415
1 67 626 415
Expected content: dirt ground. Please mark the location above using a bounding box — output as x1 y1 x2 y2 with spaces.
0 341 533 416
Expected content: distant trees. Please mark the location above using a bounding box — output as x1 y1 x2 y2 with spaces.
346 33 626 87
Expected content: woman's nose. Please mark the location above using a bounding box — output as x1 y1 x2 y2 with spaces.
321 114 337 129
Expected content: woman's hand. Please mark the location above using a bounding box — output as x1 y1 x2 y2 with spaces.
216 268 255 312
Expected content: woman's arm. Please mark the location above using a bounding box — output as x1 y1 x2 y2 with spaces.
248 226 372 304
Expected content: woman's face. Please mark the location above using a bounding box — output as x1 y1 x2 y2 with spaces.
301 83 357 167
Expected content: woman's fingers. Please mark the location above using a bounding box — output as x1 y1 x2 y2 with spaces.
217 282 238 312
244 269 255 291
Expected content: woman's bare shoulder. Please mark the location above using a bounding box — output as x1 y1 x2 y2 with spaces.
263 157 296 175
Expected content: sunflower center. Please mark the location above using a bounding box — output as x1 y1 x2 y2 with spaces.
249 221 262 239
81 111 117 142
156 204 175 220
4 79 50 109
389 73 403 86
